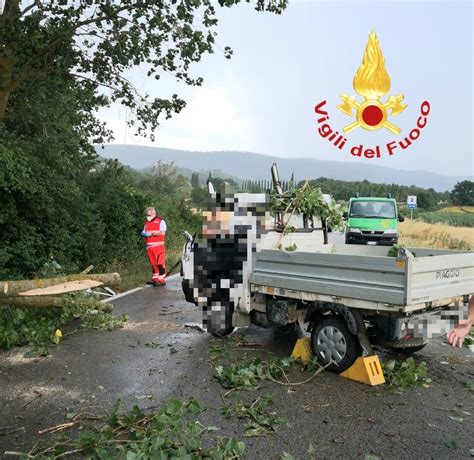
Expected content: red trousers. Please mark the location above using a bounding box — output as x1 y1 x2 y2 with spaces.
146 245 166 279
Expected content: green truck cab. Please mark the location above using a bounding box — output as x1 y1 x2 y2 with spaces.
343 196 404 246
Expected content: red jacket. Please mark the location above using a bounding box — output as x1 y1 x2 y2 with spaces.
144 217 165 246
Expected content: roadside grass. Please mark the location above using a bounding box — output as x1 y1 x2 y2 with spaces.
106 249 182 292
399 220 473 250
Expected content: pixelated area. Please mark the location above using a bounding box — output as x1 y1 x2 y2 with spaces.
408 308 468 339
186 189 269 335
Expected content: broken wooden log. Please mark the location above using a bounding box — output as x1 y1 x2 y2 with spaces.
0 296 114 312
0 273 120 298
19 280 103 297
81 265 94 274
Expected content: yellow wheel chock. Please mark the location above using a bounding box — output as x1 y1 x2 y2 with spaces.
290 338 385 386
291 338 313 363
340 356 385 386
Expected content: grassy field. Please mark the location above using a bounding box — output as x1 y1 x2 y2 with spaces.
107 249 182 292
399 220 473 250
418 206 474 227
439 206 474 213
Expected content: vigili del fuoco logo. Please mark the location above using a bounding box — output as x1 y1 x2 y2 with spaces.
314 30 430 159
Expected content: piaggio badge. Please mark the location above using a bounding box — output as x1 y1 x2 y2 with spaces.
314 30 431 159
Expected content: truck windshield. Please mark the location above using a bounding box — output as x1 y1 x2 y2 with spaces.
349 201 396 218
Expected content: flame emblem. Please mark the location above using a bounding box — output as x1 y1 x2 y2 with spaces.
338 30 407 134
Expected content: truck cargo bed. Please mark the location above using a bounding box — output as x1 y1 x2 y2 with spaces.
250 246 473 310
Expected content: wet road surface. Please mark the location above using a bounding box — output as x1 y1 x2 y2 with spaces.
1 275 473 459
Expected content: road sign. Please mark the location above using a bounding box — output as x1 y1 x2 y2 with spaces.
407 195 417 209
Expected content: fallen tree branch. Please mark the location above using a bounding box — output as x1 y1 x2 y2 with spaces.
0 296 113 311
0 273 120 297
38 422 76 435
267 361 330 386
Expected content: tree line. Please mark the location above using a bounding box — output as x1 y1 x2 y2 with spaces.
188 173 473 211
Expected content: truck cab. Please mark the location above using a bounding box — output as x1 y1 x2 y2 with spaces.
344 196 404 246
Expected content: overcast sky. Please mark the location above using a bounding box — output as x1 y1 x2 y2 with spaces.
100 0 473 177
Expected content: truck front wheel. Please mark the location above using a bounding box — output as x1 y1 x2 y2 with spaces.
204 303 235 337
311 316 362 373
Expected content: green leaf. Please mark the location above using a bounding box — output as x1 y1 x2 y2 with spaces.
444 440 458 449
465 380 474 392
23 349 39 358
280 453 296 460
244 425 264 437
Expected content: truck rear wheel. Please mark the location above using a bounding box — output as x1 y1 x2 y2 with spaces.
311 316 362 373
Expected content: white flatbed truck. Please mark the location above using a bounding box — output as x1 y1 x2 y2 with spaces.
181 168 473 372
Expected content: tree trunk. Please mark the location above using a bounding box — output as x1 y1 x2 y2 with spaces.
0 273 121 297
0 296 114 311
0 89 10 120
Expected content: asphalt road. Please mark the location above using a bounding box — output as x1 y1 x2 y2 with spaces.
1 276 473 459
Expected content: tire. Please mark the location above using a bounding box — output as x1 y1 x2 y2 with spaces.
205 303 234 337
181 279 195 304
210 326 235 337
311 315 362 373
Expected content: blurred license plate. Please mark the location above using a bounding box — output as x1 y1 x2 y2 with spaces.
367 241 377 245
408 306 466 339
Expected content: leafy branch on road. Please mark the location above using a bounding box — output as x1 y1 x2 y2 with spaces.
209 338 327 442
221 393 289 437
10 398 245 459
382 357 431 394
0 295 127 356
212 354 325 391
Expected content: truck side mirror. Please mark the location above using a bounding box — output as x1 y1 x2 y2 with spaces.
398 213 405 222
342 211 348 220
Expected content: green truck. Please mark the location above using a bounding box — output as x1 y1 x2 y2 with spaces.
343 195 404 246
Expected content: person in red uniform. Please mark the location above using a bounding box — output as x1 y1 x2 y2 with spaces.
141 207 167 286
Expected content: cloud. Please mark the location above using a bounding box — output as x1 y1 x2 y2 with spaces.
103 86 257 152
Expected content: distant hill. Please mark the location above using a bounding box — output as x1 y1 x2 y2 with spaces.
138 163 241 186
98 144 471 192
